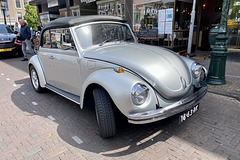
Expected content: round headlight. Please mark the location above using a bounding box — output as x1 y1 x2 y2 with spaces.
191 63 203 78
131 83 149 105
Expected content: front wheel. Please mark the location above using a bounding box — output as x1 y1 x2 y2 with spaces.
93 88 116 138
30 65 43 93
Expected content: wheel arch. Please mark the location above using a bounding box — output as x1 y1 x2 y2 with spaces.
28 55 46 88
80 69 128 110
79 69 158 118
81 82 116 110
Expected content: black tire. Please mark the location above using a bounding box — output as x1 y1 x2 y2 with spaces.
93 88 116 138
30 65 43 93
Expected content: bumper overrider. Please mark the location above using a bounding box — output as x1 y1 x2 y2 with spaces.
128 82 208 124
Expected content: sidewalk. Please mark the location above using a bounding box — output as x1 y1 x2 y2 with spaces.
192 51 240 101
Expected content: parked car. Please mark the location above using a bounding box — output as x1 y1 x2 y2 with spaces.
28 16 208 138
0 24 22 57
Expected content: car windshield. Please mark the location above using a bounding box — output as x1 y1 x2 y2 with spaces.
75 23 135 49
0 26 13 34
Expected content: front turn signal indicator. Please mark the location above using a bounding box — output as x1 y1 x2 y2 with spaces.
114 67 124 73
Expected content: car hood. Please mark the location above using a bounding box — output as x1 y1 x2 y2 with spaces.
84 43 192 100
0 33 15 43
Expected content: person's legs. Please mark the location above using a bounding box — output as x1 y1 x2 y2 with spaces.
26 40 35 55
21 40 27 59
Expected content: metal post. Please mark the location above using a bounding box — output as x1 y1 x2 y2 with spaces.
206 0 230 85
8 15 11 27
66 0 71 16
3 9 6 25
187 0 196 55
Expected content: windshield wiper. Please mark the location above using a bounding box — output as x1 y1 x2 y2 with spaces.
99 38 119 46
121 37 134 42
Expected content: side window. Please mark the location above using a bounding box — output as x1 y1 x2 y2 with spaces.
61 28 76 50
42 30 51 48
50 29 61 49
49 28 76 50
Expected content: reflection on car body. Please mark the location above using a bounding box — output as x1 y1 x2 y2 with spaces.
28 16 208 138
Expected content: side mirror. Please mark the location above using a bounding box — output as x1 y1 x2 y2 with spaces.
14 31 18 34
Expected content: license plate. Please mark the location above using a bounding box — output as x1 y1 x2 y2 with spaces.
179 104 199 124
0 48 12 52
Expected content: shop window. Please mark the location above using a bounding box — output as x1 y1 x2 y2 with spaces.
98 2 125 17
133 1 174 32
15 0 21 8
175 1 192 30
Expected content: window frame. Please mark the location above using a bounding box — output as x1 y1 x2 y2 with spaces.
17 12 22 21
24 0 28 6
41 28 77 51
15 0 21 9
42 30 51 48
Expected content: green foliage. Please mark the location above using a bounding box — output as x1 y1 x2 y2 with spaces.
23 4 39 31
229 0 240 21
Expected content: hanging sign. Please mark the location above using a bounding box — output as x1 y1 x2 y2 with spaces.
227 19 233 25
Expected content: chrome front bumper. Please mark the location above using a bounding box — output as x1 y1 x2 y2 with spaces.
128 83 208 124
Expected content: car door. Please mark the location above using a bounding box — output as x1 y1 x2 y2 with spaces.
39 28 81 96
38 30 54 84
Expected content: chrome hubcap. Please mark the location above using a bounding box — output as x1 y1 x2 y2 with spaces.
31 70 39 89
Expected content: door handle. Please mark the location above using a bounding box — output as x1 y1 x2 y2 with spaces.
49 55 54 59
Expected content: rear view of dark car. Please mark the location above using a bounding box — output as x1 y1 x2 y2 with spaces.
0 24 22 57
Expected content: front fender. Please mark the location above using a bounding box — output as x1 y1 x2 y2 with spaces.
28 55 46 88
81 69 158 117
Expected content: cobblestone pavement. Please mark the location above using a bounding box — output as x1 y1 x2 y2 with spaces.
1 56 240 160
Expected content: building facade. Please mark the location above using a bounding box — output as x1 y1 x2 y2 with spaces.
30 0 239 50
0 0 29 27
29 0 133 28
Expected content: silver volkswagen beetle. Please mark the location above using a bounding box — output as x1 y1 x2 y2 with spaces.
28 16 207 138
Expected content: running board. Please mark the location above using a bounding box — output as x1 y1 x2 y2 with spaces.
45 84 80 104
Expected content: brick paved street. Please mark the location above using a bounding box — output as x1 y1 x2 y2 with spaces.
1 56 240 160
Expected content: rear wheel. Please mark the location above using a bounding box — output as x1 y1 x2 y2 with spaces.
30 65 43 93
93 88 116 138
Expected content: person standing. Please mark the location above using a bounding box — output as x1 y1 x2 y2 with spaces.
37 22 43 32
14 22 20 33
18 19 35 61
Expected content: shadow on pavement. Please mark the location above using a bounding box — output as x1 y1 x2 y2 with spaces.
5 53 240 159
11 78 187 157
0 54 31 74
11 77 240 159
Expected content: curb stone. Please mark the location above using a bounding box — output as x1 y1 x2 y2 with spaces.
207 88 240 102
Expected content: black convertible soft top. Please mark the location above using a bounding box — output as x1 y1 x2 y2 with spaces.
42 15 127 33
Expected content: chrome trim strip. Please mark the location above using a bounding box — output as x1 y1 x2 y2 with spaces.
46 84 80 105
128 83 207 124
